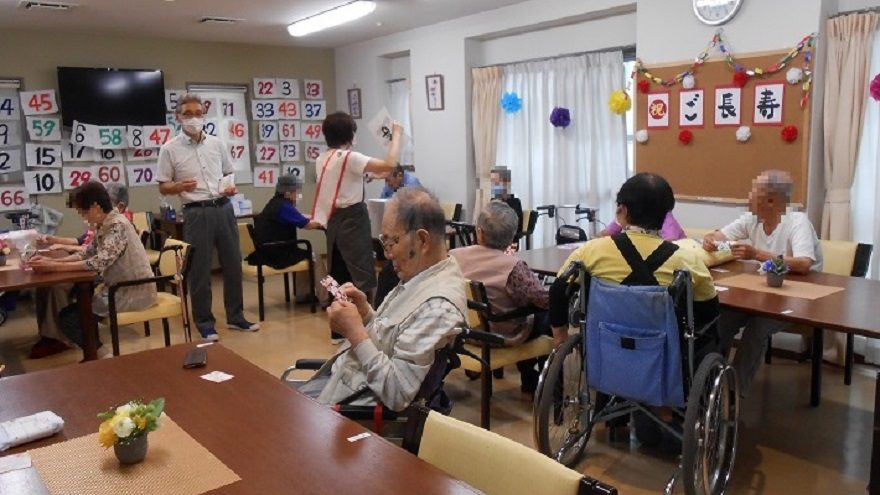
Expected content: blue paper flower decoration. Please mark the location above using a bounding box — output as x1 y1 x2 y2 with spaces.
501 92 522 114
549 107 571 128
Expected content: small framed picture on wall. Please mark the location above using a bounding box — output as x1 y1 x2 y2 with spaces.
425 74 444 111
347 88 362 119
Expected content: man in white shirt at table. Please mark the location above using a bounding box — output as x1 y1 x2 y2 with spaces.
703 170 823 397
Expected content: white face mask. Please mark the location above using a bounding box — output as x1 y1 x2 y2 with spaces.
181 118 205 135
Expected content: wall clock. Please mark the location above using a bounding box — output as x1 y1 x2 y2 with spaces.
693 0 744 26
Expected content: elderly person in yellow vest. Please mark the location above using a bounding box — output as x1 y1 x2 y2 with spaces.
450 201 550 393
299 188 467 411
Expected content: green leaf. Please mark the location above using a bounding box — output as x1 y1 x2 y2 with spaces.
149 398 165 416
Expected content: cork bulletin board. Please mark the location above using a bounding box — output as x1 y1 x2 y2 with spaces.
635 51 811 205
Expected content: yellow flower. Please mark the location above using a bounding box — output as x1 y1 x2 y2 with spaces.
98 419 117 448
134 416 147 430
608 89 632 115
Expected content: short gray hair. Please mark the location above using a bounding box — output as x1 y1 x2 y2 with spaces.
105 182 129 206
388 187 447 243
478 201 518 249
756 169 793 202
176 92 203 113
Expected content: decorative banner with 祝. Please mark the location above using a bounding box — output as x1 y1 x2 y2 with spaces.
714 86 742 127
753 82 785 125
19 90 58 116
678 89 704 128
646 92 670 129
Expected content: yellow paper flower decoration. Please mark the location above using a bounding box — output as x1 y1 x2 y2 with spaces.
608 90 631 115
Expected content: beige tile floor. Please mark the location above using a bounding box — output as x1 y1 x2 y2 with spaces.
0 274 874 494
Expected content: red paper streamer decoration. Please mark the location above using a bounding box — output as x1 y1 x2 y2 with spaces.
733 71 749 88
678 129 693 145
637 79 651 94
781 125 798 142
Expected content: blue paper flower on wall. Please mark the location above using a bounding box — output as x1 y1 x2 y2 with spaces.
549 107 571 128
501 92 523 114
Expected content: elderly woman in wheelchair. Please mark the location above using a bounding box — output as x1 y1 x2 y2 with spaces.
535 173 739 495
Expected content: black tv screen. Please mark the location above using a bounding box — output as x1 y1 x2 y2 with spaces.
57 67 166 127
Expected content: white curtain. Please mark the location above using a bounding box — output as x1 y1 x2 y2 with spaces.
495 51 628 247
850 28 880 363
388 80 414 165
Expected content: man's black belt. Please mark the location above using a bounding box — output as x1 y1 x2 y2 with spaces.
183 197 229 209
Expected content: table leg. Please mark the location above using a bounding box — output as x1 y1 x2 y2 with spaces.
870 371 880 495
810 327 822 407
77 281 97 362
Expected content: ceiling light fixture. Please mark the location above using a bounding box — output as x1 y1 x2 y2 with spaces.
199 16 245 25
19 1 77 10
287 1 376 37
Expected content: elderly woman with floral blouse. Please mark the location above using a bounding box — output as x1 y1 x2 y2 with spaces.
30 181 156 358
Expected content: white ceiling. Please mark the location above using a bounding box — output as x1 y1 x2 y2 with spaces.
0 0 530 48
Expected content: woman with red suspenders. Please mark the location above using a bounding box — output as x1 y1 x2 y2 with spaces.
312 112 402 343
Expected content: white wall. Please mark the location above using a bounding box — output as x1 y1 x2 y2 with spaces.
335 0 636 218
637 0 828 229
839 0 880 10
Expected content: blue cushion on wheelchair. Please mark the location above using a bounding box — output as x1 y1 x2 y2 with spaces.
585 277 684 408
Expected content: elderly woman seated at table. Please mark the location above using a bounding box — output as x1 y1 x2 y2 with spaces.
450 201 550 393
30 182 156 358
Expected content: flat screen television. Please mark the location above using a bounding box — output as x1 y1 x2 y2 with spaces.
57 67 166 127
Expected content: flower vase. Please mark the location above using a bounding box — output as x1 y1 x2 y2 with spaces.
114 434 148 464
766 272 785 288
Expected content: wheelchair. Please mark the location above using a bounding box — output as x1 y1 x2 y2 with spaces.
533 262 739 495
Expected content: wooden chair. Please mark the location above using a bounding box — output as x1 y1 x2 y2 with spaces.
767 240 872 385
238 222 316 322
448 221 477 248
131 212 161 267
520 209 539 250
457 279 554 429
440 202 463 222
402 405 618 495
105 241 194 356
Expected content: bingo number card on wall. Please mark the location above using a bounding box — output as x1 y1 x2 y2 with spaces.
250 77 326 189
186 85 253 184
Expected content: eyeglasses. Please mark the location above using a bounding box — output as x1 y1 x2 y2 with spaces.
378 234 401 252
180 111 204 118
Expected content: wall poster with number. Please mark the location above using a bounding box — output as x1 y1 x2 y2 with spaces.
189 86 252 183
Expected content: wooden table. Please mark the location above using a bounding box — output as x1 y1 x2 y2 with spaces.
0 264 97 360
0 344 478 494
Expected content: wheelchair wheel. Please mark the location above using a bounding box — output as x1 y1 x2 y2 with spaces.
533 333 592 467
682 352 739 495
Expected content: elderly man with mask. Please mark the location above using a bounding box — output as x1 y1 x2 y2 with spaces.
300 188 467 411
450 201 549 393
703 170 822 396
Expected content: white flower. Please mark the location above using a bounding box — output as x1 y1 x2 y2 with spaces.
682 74 695 90
786 67 803 85
115 404 133 416
113 417 136 438
635 129 649 143
736 126 751 142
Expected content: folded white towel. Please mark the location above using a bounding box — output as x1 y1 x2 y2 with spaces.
0 411 64 452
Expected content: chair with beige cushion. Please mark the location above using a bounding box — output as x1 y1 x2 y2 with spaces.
768 240 872 385
131 212 161 267
105 240 194 356
403 405 618 495
520 209 539 250
238 222 316 322
458 280 554 429
440 202 463 223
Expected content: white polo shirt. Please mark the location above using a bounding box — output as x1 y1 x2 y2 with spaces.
157 132 233 204
720 211 823 271
310 149 370 225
